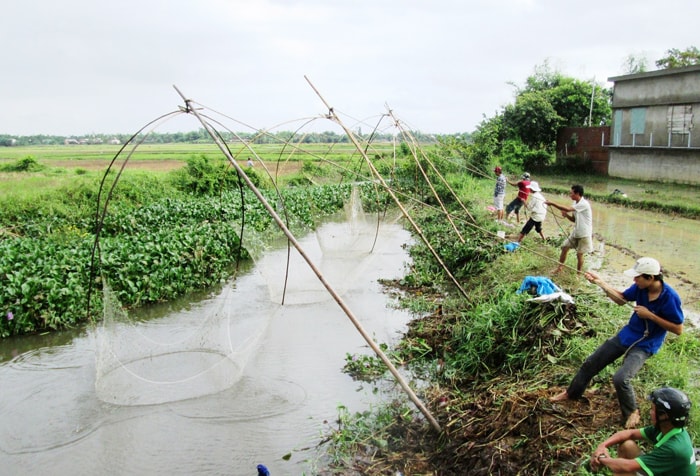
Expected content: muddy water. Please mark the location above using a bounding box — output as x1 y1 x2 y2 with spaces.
0 220 414 475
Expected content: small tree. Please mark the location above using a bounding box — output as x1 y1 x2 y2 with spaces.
622 53 649 74
655 46 700 69
503 63 611 150
502 91 563 150
465 115 504 174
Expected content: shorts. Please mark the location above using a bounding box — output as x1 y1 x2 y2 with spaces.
505 198 524 215
494 194 505 211
520 218 542 235
562 235 593 254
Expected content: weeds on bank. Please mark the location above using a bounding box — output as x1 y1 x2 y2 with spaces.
322 402 418 467
342 343 396 382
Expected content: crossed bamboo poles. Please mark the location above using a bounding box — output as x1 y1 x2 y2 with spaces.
173 82 450 433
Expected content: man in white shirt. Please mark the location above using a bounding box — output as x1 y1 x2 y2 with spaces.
546 184 593 273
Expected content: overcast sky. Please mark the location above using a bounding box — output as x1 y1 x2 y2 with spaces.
2 0 699 136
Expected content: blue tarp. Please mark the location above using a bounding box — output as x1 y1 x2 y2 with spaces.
517 276 561 296
504 242 520 252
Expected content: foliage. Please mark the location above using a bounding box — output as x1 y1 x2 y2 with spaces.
0 170 352 336
435 133 489 178
343 343 394 382
499 138 531 172
100 222 245 307
622 53 648 74
170 154 245 194
503 91 563 150
322 402 416 468
0 130 438 148
504 64 612 151
655 46 700 69
431 61 612 176
0 235 96 337
400 209 500 287
0 156 45 172
463 116 504 176
522 147 554 172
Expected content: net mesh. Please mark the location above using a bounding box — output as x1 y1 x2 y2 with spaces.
94 188 391 404
95 281 268 406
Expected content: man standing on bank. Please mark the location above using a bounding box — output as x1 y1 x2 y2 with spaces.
504 172 531 224
516 181 547 243
590 387 695 475
493 166 507 222
546 184 592 273
550 257 685 429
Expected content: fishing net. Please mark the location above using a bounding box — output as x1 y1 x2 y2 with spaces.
252 186 400 305
95 280 272 406
94 188 400 403
315 186 379 257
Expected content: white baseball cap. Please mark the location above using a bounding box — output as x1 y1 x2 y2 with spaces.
529 181 541 192
624 257 661 277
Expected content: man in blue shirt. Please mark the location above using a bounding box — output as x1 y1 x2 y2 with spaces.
550 257 684 428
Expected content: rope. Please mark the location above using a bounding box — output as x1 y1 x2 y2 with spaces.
200 99 573 272
592 279 649 358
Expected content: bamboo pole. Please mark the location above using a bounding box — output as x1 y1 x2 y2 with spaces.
388 108 478 227
304 76 469 300
172 85 442 433
396 122 466 244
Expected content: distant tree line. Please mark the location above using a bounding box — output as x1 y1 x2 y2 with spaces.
0 129 438 147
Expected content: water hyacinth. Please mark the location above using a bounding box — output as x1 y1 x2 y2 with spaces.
7 312 13 321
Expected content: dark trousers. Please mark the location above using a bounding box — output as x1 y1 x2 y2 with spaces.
566 335 651 419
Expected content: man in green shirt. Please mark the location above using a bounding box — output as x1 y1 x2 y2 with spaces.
590 387 696 475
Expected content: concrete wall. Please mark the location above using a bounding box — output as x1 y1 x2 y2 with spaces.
609 147 700 184
610 66 700 107
612 102 700 148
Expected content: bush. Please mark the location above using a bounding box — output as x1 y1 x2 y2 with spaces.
171 154 244 195
0 156 45 172
522 148 554 172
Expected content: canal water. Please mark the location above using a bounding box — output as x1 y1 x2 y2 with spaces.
0 217 415 475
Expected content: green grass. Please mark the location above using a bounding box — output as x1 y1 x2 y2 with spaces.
0 142 400 198
0 141 396 164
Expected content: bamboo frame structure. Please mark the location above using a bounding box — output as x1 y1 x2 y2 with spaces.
173 85 443 433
